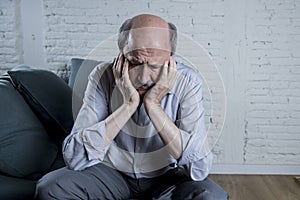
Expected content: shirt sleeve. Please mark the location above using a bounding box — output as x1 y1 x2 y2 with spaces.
63 63 111 171
175 71 212 181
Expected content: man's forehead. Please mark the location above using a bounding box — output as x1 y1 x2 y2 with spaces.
125 27 171 52
126 49 168 64
129 27 170 36
127 47 170 57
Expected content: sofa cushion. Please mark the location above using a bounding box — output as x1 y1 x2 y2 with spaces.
0 78 58 179
69 58 102 89
8 68 74 145
69 58 102 118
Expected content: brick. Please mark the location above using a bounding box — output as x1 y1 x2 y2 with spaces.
64 16 106 24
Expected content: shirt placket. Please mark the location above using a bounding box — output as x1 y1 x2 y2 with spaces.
134 104 148 176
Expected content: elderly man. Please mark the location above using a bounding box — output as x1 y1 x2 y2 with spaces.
36 14 228 200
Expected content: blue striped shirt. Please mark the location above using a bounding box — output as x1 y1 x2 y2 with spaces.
63 61 212 180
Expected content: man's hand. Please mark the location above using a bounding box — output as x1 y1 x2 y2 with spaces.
143 57 182 159
144 57 178 106
104 53 140 146
113 53 140 109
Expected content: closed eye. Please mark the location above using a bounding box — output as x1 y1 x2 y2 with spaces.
128 60 141 68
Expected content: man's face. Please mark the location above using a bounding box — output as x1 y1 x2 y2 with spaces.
123 28 171 96
125 48 170 96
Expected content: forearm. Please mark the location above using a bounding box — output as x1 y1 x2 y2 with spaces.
105 103 137 146
64 95 137 168
145 103 182 159
104 53 140 146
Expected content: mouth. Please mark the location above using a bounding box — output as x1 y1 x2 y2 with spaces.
137 87 149 95
135 83 155 95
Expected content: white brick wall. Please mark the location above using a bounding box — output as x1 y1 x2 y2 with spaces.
244 0 300 165
0 0 299 173
0 0 22 75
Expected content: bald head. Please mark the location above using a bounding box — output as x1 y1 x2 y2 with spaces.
118 14 177 55
131 14 170 29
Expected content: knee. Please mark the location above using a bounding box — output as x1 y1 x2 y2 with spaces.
217 190 229 200
199 180 229 200
35 173 57 200
173 180 228 200
185 184 228 200
35 169 69 200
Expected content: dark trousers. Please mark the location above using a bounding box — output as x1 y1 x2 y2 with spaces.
35 163 228 200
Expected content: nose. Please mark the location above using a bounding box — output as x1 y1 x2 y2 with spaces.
138 64 150 84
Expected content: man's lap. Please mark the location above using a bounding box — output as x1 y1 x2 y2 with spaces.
35 163 131 199
35 163 228 200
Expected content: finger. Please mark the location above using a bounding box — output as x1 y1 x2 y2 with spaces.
113 64 117 80
116 53 123 78
163 60 168 76
120 54 125 75
168 57 172 73
170 56 177 70
123 59 133 87
113 56 120 79
113 53 121 69
169 57 177 77
116 53 122 71
172 62 178 81
123 58 129 79
123 59 136 97
165 57 175 85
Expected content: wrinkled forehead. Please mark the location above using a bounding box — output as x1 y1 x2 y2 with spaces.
123 27 171 54
125 48 170 65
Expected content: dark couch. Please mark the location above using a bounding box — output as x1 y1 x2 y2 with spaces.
0 58 101 200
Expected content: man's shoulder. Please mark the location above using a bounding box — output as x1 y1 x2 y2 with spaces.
89 61 114 81
90 61 113 76
176 61 202 85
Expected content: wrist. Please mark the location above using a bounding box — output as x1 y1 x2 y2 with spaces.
144 99 160 113
144 91 160 107
144 85 168 106
124 101 139 115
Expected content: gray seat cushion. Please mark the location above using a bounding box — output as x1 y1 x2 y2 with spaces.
0 78 58 179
